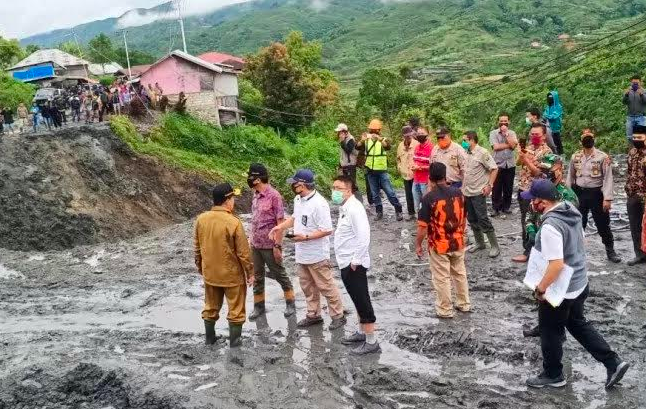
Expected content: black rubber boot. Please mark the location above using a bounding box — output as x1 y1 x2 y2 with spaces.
284 300 296 318
605 247 621 264
229 323 243 348
204 320 216 345
248 302 265 320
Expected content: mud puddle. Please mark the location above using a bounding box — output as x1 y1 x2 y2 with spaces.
1 192 645 408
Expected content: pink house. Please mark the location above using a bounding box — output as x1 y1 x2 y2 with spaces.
140 50 240 126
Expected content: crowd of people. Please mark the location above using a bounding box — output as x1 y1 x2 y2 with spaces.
194 80 646 391
0 81 167 136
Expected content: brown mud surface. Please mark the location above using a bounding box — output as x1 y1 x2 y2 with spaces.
0 124 214 251
0 143 644 408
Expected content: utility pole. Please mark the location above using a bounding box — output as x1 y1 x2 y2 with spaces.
72 30 90 79
123 30 132 80
177 0 188 53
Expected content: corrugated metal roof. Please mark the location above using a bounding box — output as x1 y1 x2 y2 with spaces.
144 50 224 75
88 62 124 76
9 49 90 70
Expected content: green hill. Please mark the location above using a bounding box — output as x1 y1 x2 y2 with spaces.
21 0 646 88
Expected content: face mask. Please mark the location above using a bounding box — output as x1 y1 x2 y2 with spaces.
531 135 542 146
525 117 532 126
291 184 302 195
547 96 554 106
247 178 258 189
531 200 546 214
331 190 344 205
632 83 639 92
633 140 646 149
417 136 428 144
437 138 450 149
461 140 470 151
581 135 595 149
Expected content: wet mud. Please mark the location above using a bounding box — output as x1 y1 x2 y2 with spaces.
1 189 645 408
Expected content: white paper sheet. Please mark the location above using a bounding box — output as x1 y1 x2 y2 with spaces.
523 247 574 307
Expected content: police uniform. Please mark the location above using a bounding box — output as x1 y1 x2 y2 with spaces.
566 148 619 261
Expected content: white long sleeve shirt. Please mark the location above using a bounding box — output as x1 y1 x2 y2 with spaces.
334 196 371 269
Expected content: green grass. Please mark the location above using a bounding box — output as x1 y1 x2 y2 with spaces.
110 114 341 198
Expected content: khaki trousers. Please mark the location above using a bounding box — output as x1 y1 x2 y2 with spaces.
296 260 344 319
428 248 470 317
202 284 247 324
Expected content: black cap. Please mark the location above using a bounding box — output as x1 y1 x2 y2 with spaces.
429 162 447 182
248 163 268 178
632 125 646 134
212 182 241 205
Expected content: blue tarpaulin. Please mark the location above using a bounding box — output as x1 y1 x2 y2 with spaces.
12 65 55 82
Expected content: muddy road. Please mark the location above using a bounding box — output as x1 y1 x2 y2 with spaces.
1 192 645 408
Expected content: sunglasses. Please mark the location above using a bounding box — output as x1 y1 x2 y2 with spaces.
436 134 448 139
529 132 542 137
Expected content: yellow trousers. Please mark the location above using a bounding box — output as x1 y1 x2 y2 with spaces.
202 284 247 324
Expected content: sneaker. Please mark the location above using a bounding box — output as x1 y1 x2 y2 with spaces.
328 316 347 330
351 341 381 355
526 372 566 388
297 316 324 328
626 257 646 266
606 361 630 389
396 212 404 221
491 210 501 218
374 212 384 222
341 331 366 345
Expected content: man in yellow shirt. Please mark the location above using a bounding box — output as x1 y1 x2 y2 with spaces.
194 183 254 347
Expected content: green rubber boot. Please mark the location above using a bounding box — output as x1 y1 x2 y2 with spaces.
229 323 243 348
469 230 486 253
204 320 217 345
486 231 500 258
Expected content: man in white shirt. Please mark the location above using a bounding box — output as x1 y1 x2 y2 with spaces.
331 175 380 355
521 179 629 389
269 169 346 330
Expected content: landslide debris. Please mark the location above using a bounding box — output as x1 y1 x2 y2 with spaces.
0 125 214 251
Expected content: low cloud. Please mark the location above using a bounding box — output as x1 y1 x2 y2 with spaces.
117 0 250 29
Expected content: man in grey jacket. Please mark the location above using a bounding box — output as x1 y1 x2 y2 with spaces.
522 179 629 389
623 75 646 141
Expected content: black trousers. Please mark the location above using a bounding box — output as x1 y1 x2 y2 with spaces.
341 165 363 202
492 166 516 212
465 194 494 234
363 170 373 205
573 186 614 248
518 190 531 252
539 285 619 378
403 179 416 215
340 265 376 324
627 195 646 259
552 132 564 155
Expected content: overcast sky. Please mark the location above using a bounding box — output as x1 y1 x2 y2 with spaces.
0 0 248 39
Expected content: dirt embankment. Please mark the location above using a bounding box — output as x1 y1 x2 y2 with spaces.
0 125 216 251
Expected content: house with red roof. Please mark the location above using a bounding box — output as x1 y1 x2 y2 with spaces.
198 52 246 71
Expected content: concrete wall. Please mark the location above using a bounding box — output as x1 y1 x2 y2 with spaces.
167 91 220 126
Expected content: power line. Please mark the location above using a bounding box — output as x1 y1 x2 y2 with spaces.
458 36 646 110
443 15 646 103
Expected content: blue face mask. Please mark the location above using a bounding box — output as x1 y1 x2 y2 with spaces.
461 140 470 151
331 190 345 205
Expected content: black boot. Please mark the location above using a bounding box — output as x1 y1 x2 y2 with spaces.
605 247 621 264
204 320 217 345
229 323 243 347
284 299 296 318
248 302 265 320
627 256 646 266
374 212 384 221
523 325 540 338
